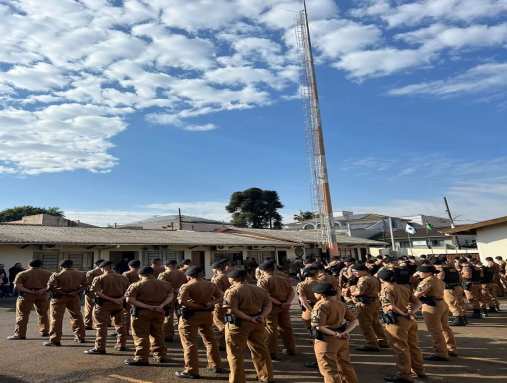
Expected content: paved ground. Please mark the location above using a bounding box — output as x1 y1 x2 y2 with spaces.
0 298 506 383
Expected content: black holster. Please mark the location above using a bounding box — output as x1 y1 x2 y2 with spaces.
95 297 104 306
314 323 347 341
381 311 397 325
130 306 142 318
463 281 472 291
419 296 436 306
357 296 375 304
225 313 242 326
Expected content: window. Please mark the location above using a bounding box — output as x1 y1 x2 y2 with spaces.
214 251 244 266
247 250 276 265
33 250 93 271
33 250 60 271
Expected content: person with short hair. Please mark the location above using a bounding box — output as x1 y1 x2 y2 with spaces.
123 259 141 285
151 258 165 278
84 259 104 330
44 259 87 346
7 259 52 340
0 264 9 297
210 258 232 350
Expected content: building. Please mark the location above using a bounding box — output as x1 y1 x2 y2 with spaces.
119 215 231 232
444 215 507 262
401 214 452 228
6 213 96 228
0 224 385 277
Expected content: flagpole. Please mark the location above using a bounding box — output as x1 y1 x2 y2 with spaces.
388 217 396 254
407 232 413 256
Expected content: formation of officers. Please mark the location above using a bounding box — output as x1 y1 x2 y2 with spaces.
5 253 506 383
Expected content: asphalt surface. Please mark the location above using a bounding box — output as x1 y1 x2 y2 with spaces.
0 297 506 383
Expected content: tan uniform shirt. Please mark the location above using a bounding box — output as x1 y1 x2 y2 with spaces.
318 273 340 291
86 268 103 286
14 268 52 290
125 277 173 306
178 279 222 308
257 273 292 303
416 275 445 299
224 283 271 316
380 283 416 313
158 269 188 291
296 279 319 307
48 268 87 295
91 272 129 298
123 269 140 285
311 299 355 328
356 275 381 298
211 273 231 293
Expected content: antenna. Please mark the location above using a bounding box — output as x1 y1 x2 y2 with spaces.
295 1 338 257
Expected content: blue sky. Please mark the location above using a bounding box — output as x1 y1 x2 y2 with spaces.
0 0 506 226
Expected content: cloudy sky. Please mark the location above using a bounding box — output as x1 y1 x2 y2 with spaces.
1 0 506 226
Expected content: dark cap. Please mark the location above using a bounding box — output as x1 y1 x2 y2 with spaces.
343 257 354 263
166 260 177 266
100 260 113 268
377 268 395 282
60 259 73 268
94 259 105 266
128 259 141 268
259 260 275 271
432 259 445 266
312 282 337 296
29 259 43 268
352 263 367 271
186 266 202 277
228 269 247 280
302 266 319 278
211 258 228 269
417 265 436 274
139 266 154 276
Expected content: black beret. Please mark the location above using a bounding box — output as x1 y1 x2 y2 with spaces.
344 257 354 263
304 255 315 262
377 268 395 282
95 259 105 266
432 259 445 266
228 269 247 279
29 259 43 268
312 282 337 296
128 259 141 268
100 260 113 268
211 258 228 269
139 266 154 275
417 265 436 273
60 259 73 268
352 263 367 271
302 267 319 278
186 265 203 277
166 260 177 266
259 260 275 271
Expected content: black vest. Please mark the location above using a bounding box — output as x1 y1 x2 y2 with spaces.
443 268 460 288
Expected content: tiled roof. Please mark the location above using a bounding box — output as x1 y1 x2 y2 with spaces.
443 215 507 235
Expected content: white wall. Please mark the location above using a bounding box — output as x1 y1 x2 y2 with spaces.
477 223 507 262
0 245 34 271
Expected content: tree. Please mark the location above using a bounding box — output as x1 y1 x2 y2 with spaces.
0 206 64 223
293 210 318 223
226 188 284 229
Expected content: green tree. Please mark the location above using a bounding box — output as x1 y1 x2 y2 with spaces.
293 210 317 222
0 206 64 223
226 188 284 229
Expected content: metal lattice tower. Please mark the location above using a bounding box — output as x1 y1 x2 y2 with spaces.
295 1 338 257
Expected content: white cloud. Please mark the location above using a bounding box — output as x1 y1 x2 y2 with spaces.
183 124 218 132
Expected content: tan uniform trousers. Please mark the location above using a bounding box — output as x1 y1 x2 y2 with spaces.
357 300 387 347
163 303 176 340
464 283 481 310
213 305 226 348
131 309 166 362
265 305 296 355
93 301 128 351
302 307 312 330
225 320 273 383
422 301 456 358
14 293 49 337
84 293 95 328
443 287 466 317
480 283 499 309
384 317 425 379
178 311 222 375
49 295 86 344
314 336 358 383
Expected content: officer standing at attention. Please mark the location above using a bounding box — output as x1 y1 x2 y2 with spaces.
211 258 231 350
414 265 457 361
460 258 483 319
44 259 87 346
84 259 104 330
123 260 141 285
378 269 426 383
434 260 467 326
85 261 130 355
296 266 320 333
311 282 359 383
124 266 173 366
223 269 274 383
257 260 296 359
158 260 188 343
176 266 226 379
7 259 52 340
351 263 389 351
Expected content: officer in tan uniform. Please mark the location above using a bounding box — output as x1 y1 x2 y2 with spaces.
460 258 483 319
223 269 274 383
84 259 104 330
176 266 226 379
351 263 388 351
7 260 52 340
378 269 426 383
158 260 188 342
311 282 359 383
257 260 296 359
211 258 231 350
414 265 457 361
84 261 130 354
296 266 320 332
123 259 141 285
434 260 467 326
43 259 87 346
483 257 500 312
151 258 165 278
124 266 173 366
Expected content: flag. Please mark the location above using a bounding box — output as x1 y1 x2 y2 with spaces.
405 224 416 235
426 223 434 231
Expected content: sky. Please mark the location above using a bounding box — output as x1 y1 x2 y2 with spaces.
0 0 506 226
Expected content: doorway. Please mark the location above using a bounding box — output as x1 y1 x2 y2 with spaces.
191 251 205 268
110 251 138 273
